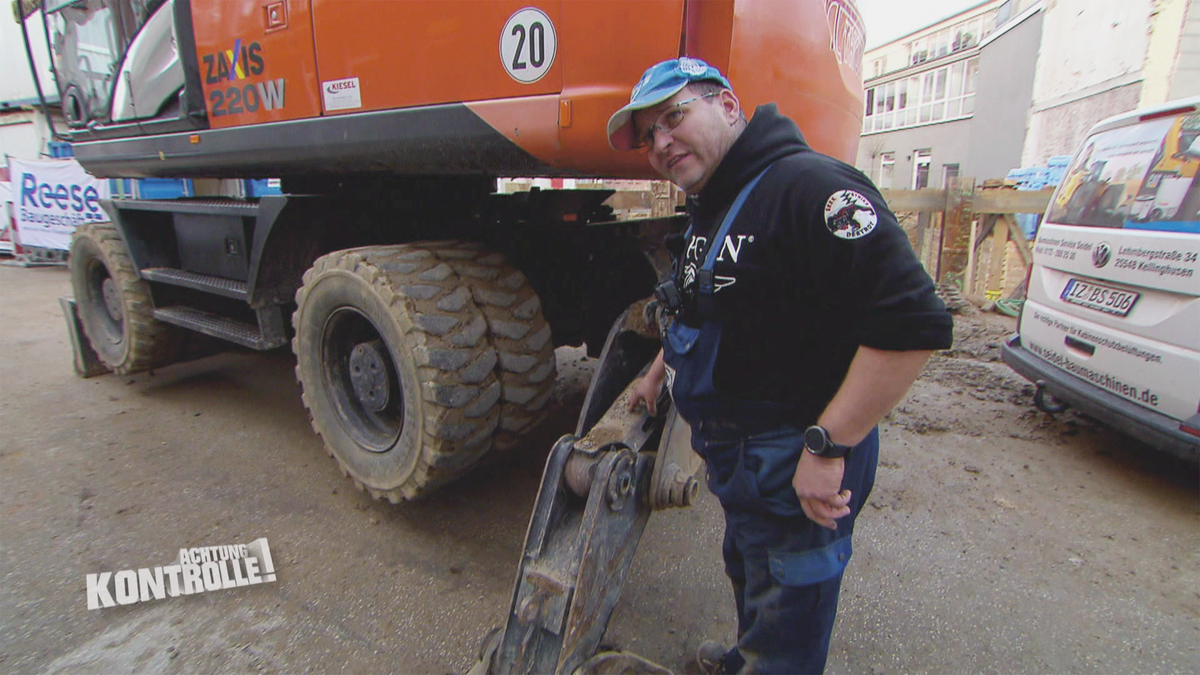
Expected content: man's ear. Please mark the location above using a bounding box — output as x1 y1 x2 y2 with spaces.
718 89 742 125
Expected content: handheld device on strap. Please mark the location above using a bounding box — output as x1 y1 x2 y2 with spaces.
654 163 775 312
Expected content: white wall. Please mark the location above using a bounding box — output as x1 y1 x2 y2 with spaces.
1022 0 1154 166
1167 0 1200 101
0 111 52 160
1 11 56 105
1031 0 1150 100
1137 0 1195 107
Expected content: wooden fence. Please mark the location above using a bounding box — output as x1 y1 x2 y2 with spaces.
881 180 1053 304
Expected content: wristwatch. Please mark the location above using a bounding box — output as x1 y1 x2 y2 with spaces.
804 425 852 459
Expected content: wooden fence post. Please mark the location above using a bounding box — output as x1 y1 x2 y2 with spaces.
915 210 930 270
940 176 975 284
987 217 1010 299
965 219 979 296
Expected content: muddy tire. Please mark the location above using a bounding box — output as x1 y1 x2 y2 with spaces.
292 242 554 501
69 221 180 374
422 242 556 452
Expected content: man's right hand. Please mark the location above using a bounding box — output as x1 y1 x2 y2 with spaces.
629 374 664 416
628 350 667 416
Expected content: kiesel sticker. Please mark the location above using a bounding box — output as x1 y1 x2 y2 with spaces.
323 77 362 112
500 8 557 84
824 190 878 240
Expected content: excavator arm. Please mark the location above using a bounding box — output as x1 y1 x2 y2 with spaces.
472 302 703 675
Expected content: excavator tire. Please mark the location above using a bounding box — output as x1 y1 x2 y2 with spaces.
420 242 557 452
69 221 180 374
292 242 553 501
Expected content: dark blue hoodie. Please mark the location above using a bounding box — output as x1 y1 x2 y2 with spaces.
676 103 954 426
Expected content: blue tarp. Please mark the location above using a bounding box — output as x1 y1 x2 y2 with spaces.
1005 155 1072 238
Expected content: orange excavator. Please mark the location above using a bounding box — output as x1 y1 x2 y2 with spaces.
20 1 865 671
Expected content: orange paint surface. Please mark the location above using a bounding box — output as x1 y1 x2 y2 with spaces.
189 0 863 176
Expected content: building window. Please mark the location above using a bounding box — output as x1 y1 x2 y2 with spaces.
943 163 960 188
880 152 895 190
909 38 927 65
913 150 932 189
963 59 978 115
934 29 951 58
863 57 978 134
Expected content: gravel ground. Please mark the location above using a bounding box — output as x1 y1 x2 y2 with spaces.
0 264 1196 674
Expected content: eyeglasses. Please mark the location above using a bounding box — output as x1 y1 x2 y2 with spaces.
632 92 720 152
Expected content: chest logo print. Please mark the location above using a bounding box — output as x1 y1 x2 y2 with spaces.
824 190 878 240
682 262 698 287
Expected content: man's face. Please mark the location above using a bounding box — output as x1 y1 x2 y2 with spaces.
632 86 741 194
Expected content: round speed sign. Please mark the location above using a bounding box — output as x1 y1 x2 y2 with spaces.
499 8 557 84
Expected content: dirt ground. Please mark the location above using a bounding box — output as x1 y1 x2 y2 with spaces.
0 264 1196 674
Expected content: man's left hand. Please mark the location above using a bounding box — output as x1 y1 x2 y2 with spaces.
792 451 850 530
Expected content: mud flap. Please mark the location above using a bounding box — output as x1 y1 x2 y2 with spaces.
59 298 112 378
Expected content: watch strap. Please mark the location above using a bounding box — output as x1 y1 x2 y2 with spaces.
805 425 852 458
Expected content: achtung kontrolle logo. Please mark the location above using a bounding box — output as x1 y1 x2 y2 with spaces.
86 537 276 610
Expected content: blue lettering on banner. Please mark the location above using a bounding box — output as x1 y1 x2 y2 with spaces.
20 173 101 215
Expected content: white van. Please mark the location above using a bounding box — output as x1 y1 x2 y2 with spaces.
1003 97 1200 461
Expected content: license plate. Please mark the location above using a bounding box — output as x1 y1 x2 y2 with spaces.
1060 278 1140 316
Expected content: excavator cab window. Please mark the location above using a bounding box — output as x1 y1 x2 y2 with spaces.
44 0 159 128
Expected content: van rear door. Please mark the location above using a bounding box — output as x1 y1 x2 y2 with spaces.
1020 109 1200 426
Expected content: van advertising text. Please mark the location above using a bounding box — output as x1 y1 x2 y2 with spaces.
1027 340 1160 407
1031 310 1163 363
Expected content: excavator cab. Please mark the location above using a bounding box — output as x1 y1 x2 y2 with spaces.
44 0 167 127
37 0 203 135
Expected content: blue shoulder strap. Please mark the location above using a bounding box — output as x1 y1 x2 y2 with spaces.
684 163 774 294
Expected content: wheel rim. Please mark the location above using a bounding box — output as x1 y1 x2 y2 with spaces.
320 306 405 452
86 258 124 347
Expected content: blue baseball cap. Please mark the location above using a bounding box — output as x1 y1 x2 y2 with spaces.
607 58 732 151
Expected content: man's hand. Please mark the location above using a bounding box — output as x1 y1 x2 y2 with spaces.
792 450 850 530
628 350 667 416
629 373 664 416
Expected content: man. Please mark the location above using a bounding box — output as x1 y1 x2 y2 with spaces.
608 58 954 673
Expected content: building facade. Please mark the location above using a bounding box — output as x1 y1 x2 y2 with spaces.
1022 0 1200 167
856 0 1042 189
859 0 1200 190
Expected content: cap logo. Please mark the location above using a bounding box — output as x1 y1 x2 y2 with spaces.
631 71 653 101
678 58 708 76
824 190 878 240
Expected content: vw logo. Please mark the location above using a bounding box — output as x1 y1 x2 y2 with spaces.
1093 242 1112 268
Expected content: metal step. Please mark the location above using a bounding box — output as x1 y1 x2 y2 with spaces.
153 306 286 350
111 198 259 217
141 268 249 300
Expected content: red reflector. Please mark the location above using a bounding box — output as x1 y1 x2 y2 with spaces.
1182 408 1200 438
1139 105 1196 121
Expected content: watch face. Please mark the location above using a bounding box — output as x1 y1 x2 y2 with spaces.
804 426 826 453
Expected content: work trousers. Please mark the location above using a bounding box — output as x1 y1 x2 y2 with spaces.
694 426 880 675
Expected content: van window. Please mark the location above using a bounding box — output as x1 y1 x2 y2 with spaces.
1047 112 1200 232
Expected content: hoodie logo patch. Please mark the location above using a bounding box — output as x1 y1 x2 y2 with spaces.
823 190 877 240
